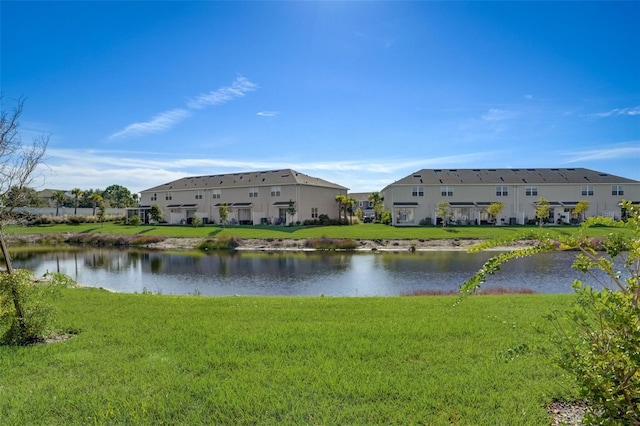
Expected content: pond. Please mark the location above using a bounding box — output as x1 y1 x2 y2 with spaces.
10 248 594 296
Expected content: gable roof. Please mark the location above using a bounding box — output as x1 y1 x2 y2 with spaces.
386 168 639 187
141 169 348 193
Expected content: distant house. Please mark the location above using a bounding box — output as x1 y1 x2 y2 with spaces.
349 192 375 219
36 189 69 207
381 168 640 226
137 169 348 225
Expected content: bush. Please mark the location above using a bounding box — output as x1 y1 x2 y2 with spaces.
462 200 640 425
197 236 241 251
129 215 141 227
0 269 67 345
304 237 358 250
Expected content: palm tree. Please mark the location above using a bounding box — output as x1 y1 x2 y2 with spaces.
71 188 83 214
88 193 103 216
51 191 67 216
335 194 347 222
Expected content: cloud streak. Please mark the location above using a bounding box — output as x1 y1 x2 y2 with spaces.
590 106 640 118
561 144 640 163
109 76 258 140
109 109 190 140
187 76 258 109
257 111 280 117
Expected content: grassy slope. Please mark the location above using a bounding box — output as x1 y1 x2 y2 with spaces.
0 289 575 425
4 222 630 241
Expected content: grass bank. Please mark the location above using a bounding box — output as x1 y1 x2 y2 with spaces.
0 288 576 425
4 222 630 241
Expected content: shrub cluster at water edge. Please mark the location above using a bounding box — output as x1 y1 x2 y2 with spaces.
197 236 241 251
304 237 358 250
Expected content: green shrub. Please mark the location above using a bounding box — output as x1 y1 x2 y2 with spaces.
197 236 241 251
462 200 640 425
304 237 358 250
0 269 65 345
128 215 141 227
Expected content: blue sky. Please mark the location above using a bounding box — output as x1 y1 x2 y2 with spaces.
2 1 639 194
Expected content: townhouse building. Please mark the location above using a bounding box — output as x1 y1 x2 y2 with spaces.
380 168 640 226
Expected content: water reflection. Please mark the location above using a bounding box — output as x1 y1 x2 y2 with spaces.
13 248 588 296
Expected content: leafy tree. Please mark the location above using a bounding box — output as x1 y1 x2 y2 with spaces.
149 204 163 224
97 202 106 223
191 215 202 228
0 95 49 344
535 197 550 227
368 192 384 222
437 201 451 227
355 207 363 221
572 200 590 222
462 201 640 425
71 188 83 214
286 199 296 225
487 202 505 225
2 186 46 208
102 184 136 208
51 191 67 216
218 203 229 226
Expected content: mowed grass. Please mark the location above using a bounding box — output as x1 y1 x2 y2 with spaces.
0 289 576 425
4 221 630 241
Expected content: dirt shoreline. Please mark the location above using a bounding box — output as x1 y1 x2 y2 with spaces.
6 233 539 252
143 237 538 252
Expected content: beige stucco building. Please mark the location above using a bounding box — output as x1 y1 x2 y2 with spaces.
137 169 348 225
381 168 640 226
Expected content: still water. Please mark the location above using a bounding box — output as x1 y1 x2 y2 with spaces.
11 248 591 296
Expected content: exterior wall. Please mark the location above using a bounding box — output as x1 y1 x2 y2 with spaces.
139 184 346 225
382 182 640 226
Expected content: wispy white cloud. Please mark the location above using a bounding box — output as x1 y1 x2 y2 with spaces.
590 106 640 118
561 144 640 163
109 108 191 140
187 76 258 109
481 108 519 121
109 76 258 140
257 111 281 117
36 149 493 194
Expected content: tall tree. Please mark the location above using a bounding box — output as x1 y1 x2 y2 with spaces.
286 199 296 225
572 200 590 222
368 192 384 223
71 188 83 214
88 192 103 216
2 186 46 208
51 190 67 216
487 202 505 225
437 201 451 227
102 184 136 208
0 95 49 342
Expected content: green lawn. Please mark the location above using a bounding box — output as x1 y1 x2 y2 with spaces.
4 221 630 241
0 289 576 425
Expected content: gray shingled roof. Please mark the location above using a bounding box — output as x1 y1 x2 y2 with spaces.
141 169 348 192
387 168 639 187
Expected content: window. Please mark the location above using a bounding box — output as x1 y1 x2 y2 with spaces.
440 186 453 197
270 186 281 197
612 185 624 196
151 193 157 201
165 192 172 201
496 186 508 196
248 187 258 198
195 191 203 200
412 186 424 197
311 208 318 218
581 185 594 196
212 189 221 199
525 186 538 196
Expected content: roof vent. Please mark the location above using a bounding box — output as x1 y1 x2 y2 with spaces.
413 174 421 178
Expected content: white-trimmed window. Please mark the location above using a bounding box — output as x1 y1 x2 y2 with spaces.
581 185 594 196
212 189 221 199
440 186 453 197
496 186 508 196
195 191 203 200
612 185 624 196
249 187 258 198
165 192 172 201
151 193 157 201
270 186 281 197
525 186 538 196
412 186 424 197
311 208 318 218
